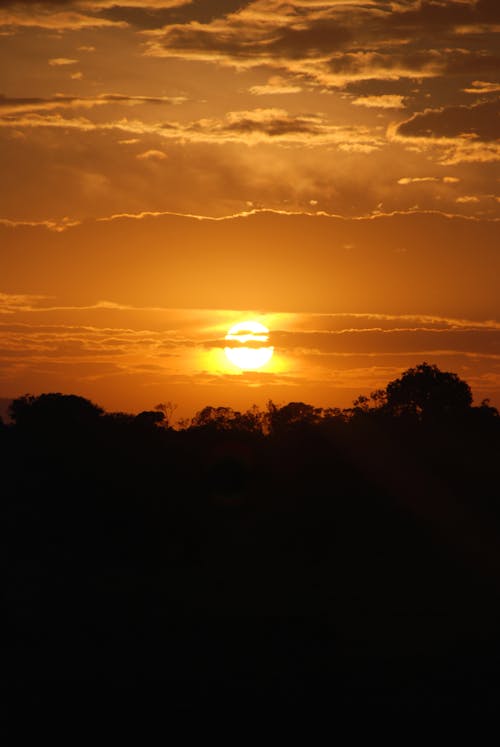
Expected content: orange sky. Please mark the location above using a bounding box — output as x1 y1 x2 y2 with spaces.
1 1 499 420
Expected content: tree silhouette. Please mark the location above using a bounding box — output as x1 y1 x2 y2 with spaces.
4 363 500 711
134 410 166 428
266 401 322 433
9 392 104 431
382 362 472 419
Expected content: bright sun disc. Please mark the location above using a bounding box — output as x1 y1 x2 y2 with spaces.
224 321 274 370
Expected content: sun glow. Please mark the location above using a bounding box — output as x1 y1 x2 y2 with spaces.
224 320 274 370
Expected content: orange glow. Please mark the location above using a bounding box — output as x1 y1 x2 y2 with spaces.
1 1 499 420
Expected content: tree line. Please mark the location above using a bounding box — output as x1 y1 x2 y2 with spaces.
5 361 497 435
2 361 500 709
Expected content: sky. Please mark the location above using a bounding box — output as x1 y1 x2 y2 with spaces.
1 0 499 420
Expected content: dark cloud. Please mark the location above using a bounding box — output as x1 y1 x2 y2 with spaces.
219 110 323 137
443 50 500 77
273 328 500 357
344 78 416 96
395 99 500 142
144 7 355 65
381 0 500 32
141 0 499 91
1 1 252 30
101 1 251 29
0 93 185 116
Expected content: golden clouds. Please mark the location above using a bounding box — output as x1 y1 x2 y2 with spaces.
136 148 167 159
249 77 303 96
0 7 127 30
0 93 186 114
1 0 498 220
391 99 500 163
141 0 499 88
398 176 460 184
48 57 79 66
395 99 499 142
0 99 384 150
463 80 500 94
351 95 406 109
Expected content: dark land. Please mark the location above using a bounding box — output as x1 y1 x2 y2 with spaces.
3 363 500 716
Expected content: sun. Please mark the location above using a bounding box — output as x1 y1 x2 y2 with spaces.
224 321 274 370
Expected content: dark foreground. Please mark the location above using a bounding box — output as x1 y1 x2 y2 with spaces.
3 383 500 717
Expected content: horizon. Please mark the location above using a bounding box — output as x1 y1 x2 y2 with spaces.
1 357 496 430
2 0 499 420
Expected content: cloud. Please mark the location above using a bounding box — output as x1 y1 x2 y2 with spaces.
48 57 78 66
249 76 302 95
1 209 498 316
398 177 439 184
2 108 496 225
141 0 500 89
0 102 384 150
82 1 192 7
1 209 499 409
351 95 406 109
1 296 500 413
0 93 187 116
395 99 500 142
185 108 384 149
390 99 500 164
0 217 81 231
0 6 128 30
0 292 52 314
272 327 500 358
397 176 461 185
463 80 500 94
456 195 480 203
136 148 167 159
0 1 246 32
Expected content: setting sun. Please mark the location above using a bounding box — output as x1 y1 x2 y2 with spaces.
224 321 274 370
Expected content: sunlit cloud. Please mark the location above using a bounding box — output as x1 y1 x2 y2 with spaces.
140 0 499 90
0 217 82 232
463 80 500 94
249 76 303 96
0 105 385 151
136 149 168 160
0 93 187 116
456 195 480 203
0 8 128 30
389 99 500 164
395 99 500 142
48 57 79 66
351 95 406 109
397 176 461 185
